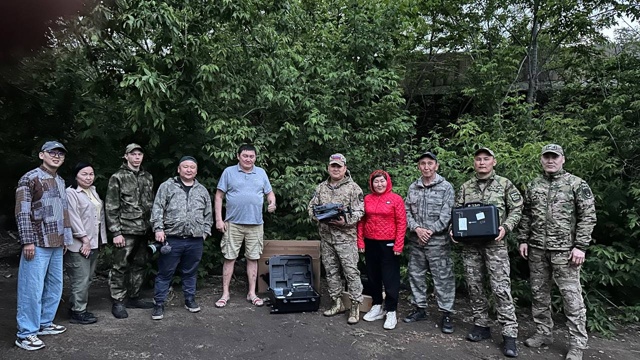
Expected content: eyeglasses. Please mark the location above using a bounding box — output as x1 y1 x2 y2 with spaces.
46 150 66 158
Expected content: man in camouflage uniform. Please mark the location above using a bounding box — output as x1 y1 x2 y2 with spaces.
403 151 456 334
150 156 212 320
454 148 522 358
518 144 596 360
308 153 364 324
105 143 155 319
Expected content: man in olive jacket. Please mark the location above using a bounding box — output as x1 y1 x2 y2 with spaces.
518 144 596 360
150 156 212 320
105 143 155 318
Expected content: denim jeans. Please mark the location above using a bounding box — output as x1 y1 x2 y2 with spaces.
154 237 204 304
64 250 99 312
16 246 63 338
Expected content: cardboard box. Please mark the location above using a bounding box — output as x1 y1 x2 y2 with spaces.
341 292 374 313
258 240 321 294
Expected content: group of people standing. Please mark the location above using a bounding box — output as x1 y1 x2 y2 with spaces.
309 146 595 360
14 140 595 360
14 142 274 351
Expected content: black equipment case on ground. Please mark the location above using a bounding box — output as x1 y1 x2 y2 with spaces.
267 255 321 314
451 202 500 244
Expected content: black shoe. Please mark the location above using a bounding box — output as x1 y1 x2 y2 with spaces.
440 312 454 334
152 304 164 320
466 325 491 342
69 311 97 325
403 308 427 323
111 301 129 319
503 336 519 357
126 297 155 309
184 298 201 313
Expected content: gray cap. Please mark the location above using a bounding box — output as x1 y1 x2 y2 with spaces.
329 153 347 166
475 147 495 157
541 144 564 156
417 151 437 162
41 141 67 152
125 143 144 154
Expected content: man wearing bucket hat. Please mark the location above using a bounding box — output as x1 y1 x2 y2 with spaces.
518 144 596 360
105 143 155 319
150 156 212 320
15 141 73 350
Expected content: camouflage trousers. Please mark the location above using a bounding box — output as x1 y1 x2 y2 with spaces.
109 234 149 302
462 244 518 337
321 240 363 303
528 247 588 349
407 241 455 312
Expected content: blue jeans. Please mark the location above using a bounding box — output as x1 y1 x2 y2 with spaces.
16 246 64 338
154 237 203 304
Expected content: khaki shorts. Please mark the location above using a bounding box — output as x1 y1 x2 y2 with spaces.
221 222 264 260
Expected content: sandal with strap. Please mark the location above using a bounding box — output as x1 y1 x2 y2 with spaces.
247 296 264 307
215 298 229 308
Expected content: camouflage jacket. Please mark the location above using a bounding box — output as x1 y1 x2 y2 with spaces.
455 171 523 247
517 170 596 251
405 173 455 247
105 164 154 236
307 173 364 244
151 177 213 238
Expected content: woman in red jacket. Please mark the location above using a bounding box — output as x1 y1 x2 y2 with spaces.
357 170 407 330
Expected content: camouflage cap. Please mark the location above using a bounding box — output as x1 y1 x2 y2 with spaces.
329 153 346 166
41 140 67 152
474 147 495 157
417 151 437 162
125 143 144 154
541 143 564 156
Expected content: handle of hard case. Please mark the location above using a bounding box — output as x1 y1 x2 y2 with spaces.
463 202 484 208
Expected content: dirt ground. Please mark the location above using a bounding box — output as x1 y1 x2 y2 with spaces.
0 259 639 360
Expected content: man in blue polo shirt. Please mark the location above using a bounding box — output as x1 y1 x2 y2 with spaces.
214 144 276 308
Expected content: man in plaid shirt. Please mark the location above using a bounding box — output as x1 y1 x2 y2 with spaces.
14 141 73 351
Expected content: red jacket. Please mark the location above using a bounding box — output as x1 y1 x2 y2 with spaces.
357 170 407 253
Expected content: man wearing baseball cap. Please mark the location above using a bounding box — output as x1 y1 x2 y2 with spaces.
105 143 155 318
404 151 456 333
518 144 596 360
15 141 73 350
454 147 522 357
308 153 365 324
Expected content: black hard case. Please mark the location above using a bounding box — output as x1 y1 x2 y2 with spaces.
451 203 500 244
267 255 321 314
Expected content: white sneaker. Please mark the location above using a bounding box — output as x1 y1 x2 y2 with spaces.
363 304 386 322
383 311 397 330
15 335 45 351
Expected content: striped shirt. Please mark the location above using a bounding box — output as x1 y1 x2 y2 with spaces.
15 166 73 247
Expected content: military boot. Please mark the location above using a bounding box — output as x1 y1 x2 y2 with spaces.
565 348 583 360
503 336 519 357
323 297 346 317
524 333 553 348
347 302 360 325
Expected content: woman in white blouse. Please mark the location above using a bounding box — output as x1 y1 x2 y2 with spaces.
65 162 107 324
